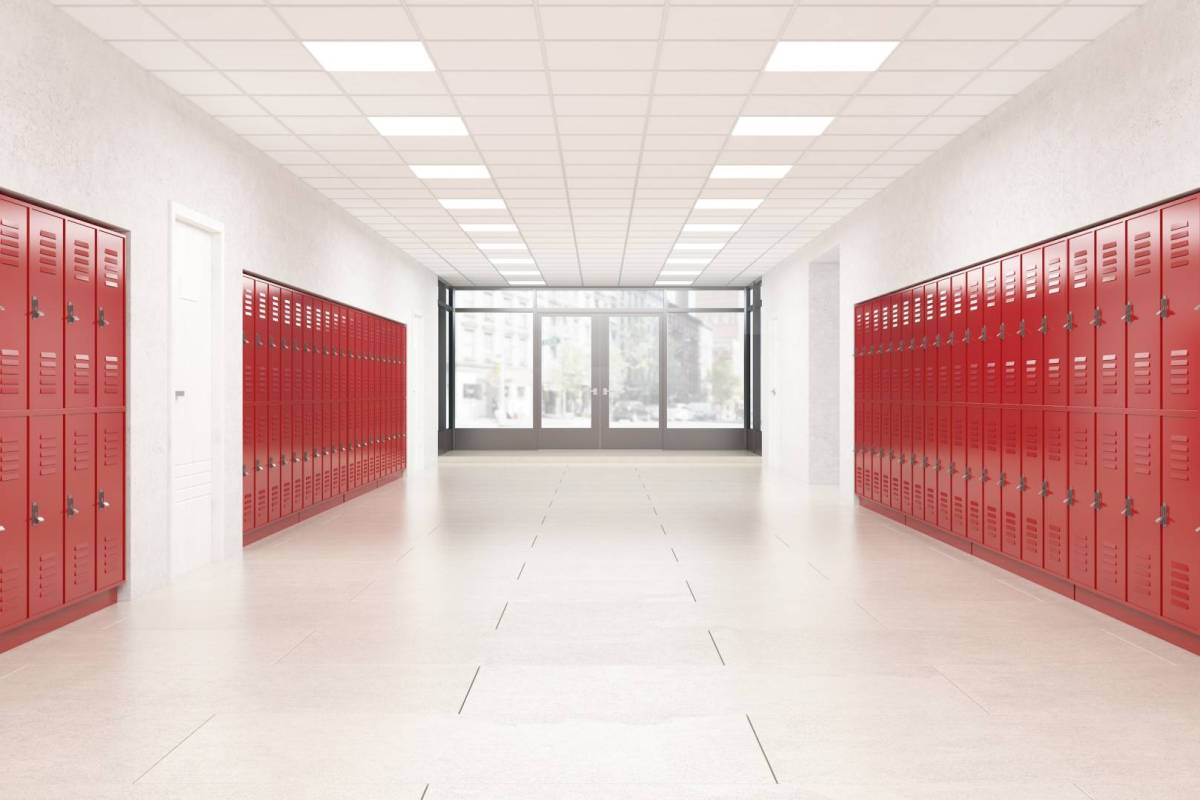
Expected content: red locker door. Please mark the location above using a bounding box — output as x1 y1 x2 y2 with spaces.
1126 211 1161 410
301 296 313 404
1042 411 1068 577
291 402 303 510
1068 232 1096 407
965 268 983 403
28 415 63 615
311 402 324 502
854 305 864 418
855 399 864 497
242 400 253 530
1096 412 1126 600
936 278 951 402
899 404 912 515
0 199 28 412
255 280 269 406
890 295 903 404
911 289 925 406
1096 223 1126 407
400 323 407 470
879 302 892 407
64 222 96 409
64 413 96 601
302 403 314 508
1001 256 1022 404
910 401 925 520
1021 248 1044 406
923 404 937 522
1068 412 1097 588
922 284 937 402
950 272 966 403
889 404 902 510
1162 197 1199 411
1001 408 1022 557
966 405 983 542
254 404 269 528
96 412 124 590
1163 416 1200 630
1043 240 1069 407
280 289 294 406
982 407 1002 550
899 293 912 407
96 232 125 407
28 210 64 410
866 300 877 405
950 405 967 536
0 418 28 628
1020 410 1044 567
1126 414 1161 614
982 262 1001 404
267 404 281 522
242 277 255 404
937 404 952 531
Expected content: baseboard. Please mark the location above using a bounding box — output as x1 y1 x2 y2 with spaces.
0 588 120 655
243 471 403 546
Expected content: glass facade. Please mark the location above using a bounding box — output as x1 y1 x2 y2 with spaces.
666 312 745 428
453 312 533 428
608 316 660 428
540 315 592 428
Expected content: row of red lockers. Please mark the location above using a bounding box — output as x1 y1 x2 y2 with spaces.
853 192 1200 634
241 276 406 533
853 195 1198 411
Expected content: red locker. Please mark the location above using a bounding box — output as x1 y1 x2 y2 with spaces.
1162 198 1199 411
1096 223 1126 407
1096 412 1126 600
1001 256 1022 404
936 278 952 402
1127 211 1162 410
1126 414 1161 614
855 305 865 427
28 210 64 410
302 403 314 508
242 278 255 403
254 280 269 405
1001 408 1022 557
965 268 983 403
290 401 303 511
982 407 1002 550
64 222 96 409
880 302 892 407
950 273 967 403
28 415 63 616
889 404 901 510
1163 415 1200 630
924 404 938 522
937 404 952 531
855 398 865 497
922 284 937 401
0 199 28 411
889 295 903 403
1068 412 1097 588
1020 409 1044 567
982 262 1001 404
242 401 253 530
302 295 314 402
911 287 925 406
950 405 967 536
254 404 269 528
966 405 983 542
899 293 912 406
1043 240 1069 406
64 413 96 601
267 404 281 522
1068 232 1096 407
96 232 125 407
96 412 124 590
899 404 912 515
280 289 294 405
1021 248 1044 406
0 418 28 628
1042 411 1068 576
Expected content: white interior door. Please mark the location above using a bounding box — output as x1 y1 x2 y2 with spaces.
169 219 216 577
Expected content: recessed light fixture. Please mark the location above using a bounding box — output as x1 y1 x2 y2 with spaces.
461 223 518 233
439 198 505 210
731 116 833 136
410 164 490 179
304 41 435 73
683 223 741 233
369 116 468 136
766 41 898 73
476 242 527 250
694 199 763 210
660 270 702 277
490 257 535 265
498 270 540 277
656 280 693 286
673 242 724 251
666 257 712 265
509 280 546 286
709 165 791 180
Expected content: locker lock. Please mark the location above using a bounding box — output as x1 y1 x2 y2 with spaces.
99 308 108 327
1016 476 1027 493
1017 319 1027 338
67 303 78 324
255 459 264 472
302 451 309 462
1063 311 1074 331
932 335 941 348
979 326 988 343
898 453 907 465
1122 303 1133 324
1038 315 1048 335
962 466 972 482
963 328 972 345
31 502 45 526
998 472 1008 488
31 296 44 319
1091 491 1102 511
997 322 1006 341
1063 488 1075 506
294 453 302 464
1092 308 1102 327
1158 296 1170 320
67 496 78 517
910 338 917 351
921 336 928 350
1038 480 1049 498
98 490 110 510
1156 504 1170 527
947 332 956 347
268 456 276 469
1122 496 1133 518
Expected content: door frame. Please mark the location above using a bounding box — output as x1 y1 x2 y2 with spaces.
535 311 601 449
166 203 230 571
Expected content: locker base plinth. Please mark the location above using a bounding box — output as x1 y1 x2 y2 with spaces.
0 588 120 655
857 495 1200 657
244 471 403 546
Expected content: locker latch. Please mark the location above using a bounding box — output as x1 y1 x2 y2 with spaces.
979 326 987 342
67 303 78 323
243 334 249 345
962 466 972 482
303 451 309 462
1122 303 1133 324
1016 476 1027 493
255 459 264 472
932 335 941 348
980 467 990 483
997 322 1006 341
921 336 928 350
242 464 248 477
1017 319 1027 338
1091 491 1102 511
1092 307 1102 327
67 496 78 517
948 461 957 476
31 296 44 319
1156 504 1170 527
98 307 108 327
1122 496 1133 518
910 338 917 351
922 456 930 469
31 502 45 525
1063 488 1075 506
963 328 972 344
1038 315 1048 335
1038 480 1049 498
99 490 110 509
268 456 277 470
998 472 1008 488
294 453 302 464
1063 311 1074 331
946 332 955 347
1158 296 1170 320
898 453 906 465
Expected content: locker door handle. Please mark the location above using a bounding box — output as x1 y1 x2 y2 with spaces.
1092 308 1102 327
979 468 990 483
1017 320 1027 338
1091 491 1102 511
1158 296 1170 320
996 322 1006 341
31 503 45 525
1038 315 1048 335
67 302 78 323
1156 504 1169 527
67 496 79 517
268 456 277 469
962 467 972 482
242 464 248 477
0 525 5 534
979 326 987 342
1016 476 1027 492
963 328 971 345
920 336 928 350
1122 303 1133 324
946 332 955 347
98 307 108 327
1038 480 1049 498
1063 488 1075 506
255 459 264 472
99 491 110 509
1122 497 1133 518
932 335 941 348
31 296 44 319
1063 312 1074 331
922 457 930 469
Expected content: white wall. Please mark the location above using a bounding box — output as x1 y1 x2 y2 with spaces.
763 0 1200 492
1 0 440 595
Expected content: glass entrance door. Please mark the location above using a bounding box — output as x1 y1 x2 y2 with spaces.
537 314 663 449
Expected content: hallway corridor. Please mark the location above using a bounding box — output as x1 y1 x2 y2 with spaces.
1 454 1198 799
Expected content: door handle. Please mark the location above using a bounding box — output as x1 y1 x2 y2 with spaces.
1122 303 1133 324
242 464 248 477
1158 296 1170 320
99 490 110 509
1156 504 1169 527
1063 488 1075 506
591 387 598 396
31 502 45 525
31 296 44 319
67 496 79 517
1063 311 1073 331
255 459 264 472
0 525 5 534
1091 491 1102 511
1122 496 1133 518
1038 315 1048 335
67 302 78 323
602 388 609 396
98 307 108 327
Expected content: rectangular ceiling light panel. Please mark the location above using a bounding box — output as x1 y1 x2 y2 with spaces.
370 116 468 136
304 41 435 72
410 164 491 179
461 223 518 232
683 223 742 233
439 198 506 209
709 165 791 179
731 116 833 136
766 41 898 72
694 198 763 210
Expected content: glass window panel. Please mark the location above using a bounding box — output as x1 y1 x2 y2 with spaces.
454 289 533 309
609 316 660 429
537 290 664 310
454 312 533 428
665 289 745 309
540 316 592 428
667 312 745 428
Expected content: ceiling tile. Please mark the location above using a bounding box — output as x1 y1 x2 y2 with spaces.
191 41 320 71
62 6 173 39
153 7 292 40
991 40 1086 71
410 5 540 40
664 5 789 40
783 6 924 40
540 5 664 39
884 41 1012 71
909 7 1052 40
1029 6 1137 40
110 40 209 71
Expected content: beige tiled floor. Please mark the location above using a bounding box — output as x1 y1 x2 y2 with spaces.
1 452 1199 799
